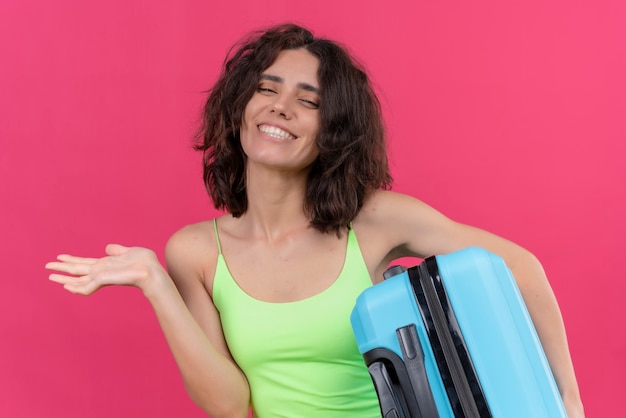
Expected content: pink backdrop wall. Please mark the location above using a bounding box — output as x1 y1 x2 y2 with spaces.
1 1 623 416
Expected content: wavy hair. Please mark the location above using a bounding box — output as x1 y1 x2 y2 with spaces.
195 23 392 234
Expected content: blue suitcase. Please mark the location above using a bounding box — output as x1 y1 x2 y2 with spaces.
350 247 566 418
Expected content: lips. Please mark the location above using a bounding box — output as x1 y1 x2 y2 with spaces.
258 124 297 140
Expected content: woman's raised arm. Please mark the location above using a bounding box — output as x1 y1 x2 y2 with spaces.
46 230 250 418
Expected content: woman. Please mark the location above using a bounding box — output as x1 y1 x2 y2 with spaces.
46 24 584 417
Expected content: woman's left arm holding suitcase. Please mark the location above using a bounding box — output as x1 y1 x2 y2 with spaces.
357 190 585 418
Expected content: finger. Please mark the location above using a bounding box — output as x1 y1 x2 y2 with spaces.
49 273 103 295
105 244 130 256
62 282 93 295
45 261 94 276
56 254 99 264
49 265 145 287
48 273 88 285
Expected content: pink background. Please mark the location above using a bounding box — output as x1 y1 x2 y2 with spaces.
1 1 623 416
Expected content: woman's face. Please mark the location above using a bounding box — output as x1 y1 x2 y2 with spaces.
240 48 321 173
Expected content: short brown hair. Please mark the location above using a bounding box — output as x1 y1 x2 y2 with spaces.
195 23 392 234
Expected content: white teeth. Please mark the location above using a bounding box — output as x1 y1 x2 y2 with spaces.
259 125 296 140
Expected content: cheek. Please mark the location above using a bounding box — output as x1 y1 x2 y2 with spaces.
308 114 321 139
239 126 253 158
242 93 262 126
240 103 257 141
239 112 253 155
241 102 253 128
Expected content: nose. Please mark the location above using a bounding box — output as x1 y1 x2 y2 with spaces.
270 94 292 119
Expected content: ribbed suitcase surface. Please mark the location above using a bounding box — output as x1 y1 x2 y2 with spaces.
350 247 566 418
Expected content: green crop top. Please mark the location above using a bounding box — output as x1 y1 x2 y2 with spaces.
211 220 381 417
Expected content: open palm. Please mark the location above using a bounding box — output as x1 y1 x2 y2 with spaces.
46 244 164 295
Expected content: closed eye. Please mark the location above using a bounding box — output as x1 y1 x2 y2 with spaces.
299 98 320 109
257 86 276 95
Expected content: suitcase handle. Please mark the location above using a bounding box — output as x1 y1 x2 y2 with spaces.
364 324 440 418
367 361 406 418
397 324 440 418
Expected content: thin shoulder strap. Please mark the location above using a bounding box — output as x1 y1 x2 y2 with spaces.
213 218 223 255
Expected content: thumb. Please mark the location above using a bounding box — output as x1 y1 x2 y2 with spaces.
105 243 130 256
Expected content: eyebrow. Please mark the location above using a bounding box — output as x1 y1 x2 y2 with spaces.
260 73 320 95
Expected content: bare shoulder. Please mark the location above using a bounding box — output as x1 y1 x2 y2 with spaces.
165 219 218 290
351 190 443 276
357 189 532 266
357 189 450 229
165 219 236 358
354 189 461 261
359 189 414 217
166 220 216 261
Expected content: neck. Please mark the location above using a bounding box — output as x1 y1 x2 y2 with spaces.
241 164 312 240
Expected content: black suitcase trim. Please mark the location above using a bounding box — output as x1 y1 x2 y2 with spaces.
363 323 439 418
409 256 492 418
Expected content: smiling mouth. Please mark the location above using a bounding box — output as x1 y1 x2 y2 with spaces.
259 124 297 140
